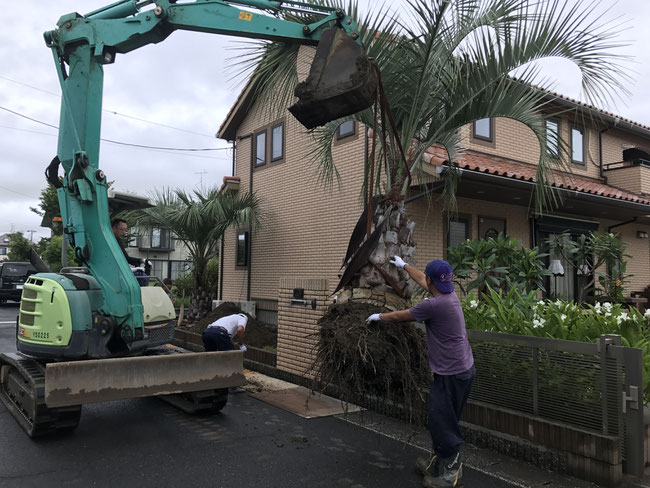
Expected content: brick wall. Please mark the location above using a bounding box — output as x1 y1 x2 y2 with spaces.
276 277 330 378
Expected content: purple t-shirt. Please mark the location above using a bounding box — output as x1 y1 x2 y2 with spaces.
410 292 474 375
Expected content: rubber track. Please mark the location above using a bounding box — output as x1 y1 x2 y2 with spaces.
0 352 82 438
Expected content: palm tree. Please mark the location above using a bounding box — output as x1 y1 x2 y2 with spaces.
237 0 628 300
127 187 260 321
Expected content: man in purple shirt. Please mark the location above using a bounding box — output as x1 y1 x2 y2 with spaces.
367 257 475 488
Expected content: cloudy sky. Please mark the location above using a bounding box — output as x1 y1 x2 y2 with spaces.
1 0 649 241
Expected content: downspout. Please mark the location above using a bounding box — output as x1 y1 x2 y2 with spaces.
219 140 237 300
599 117 619 183
608 217 637 234
235 133 253 302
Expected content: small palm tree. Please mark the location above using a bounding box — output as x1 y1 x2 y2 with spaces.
237 0 628 299
128 187 260 321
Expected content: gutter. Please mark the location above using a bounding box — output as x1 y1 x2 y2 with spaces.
461 169 650 214
608 217 637 234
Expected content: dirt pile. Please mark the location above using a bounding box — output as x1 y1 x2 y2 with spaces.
181 302 277 349
311 301 430 422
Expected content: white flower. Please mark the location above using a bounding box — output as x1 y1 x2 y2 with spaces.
532 317 546 328
645 309 650 319
603 302 612 311
537 301 545 306
469 300 478 309
554 299 563 307
560 314 567 321
605 312 611 318
594 302 602 314
616 312 629 325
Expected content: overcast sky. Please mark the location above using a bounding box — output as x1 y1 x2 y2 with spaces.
1 0 649 241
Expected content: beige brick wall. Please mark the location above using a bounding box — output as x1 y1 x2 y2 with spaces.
598 219 650 295
604 165 650 195
276 278 330 377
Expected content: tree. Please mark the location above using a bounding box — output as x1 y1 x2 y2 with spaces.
242 0 627 300
41 235 78 272
7 233 31 261
30 183 62 235
127 187 260 322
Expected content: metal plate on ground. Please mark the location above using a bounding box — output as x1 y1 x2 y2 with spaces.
250 386 362 419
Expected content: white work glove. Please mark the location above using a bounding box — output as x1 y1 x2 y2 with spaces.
366 313 382 324
239 344 247 352
389 256 406 269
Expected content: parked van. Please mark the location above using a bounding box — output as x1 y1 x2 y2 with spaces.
0 262 36 303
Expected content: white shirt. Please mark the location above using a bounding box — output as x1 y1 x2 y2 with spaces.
207 313 247 338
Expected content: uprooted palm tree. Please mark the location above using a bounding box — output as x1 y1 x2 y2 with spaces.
127 187 260 321
237 0 628 301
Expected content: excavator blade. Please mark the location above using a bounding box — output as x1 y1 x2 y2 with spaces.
289 28 377 129
44 349 245 407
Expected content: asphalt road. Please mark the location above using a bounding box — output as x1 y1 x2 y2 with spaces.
0 302 513 488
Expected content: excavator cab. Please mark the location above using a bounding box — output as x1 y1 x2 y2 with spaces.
290 28 377 129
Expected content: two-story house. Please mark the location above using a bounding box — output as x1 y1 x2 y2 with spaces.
0 234 10 261
215 47 650 377
126 227 192 282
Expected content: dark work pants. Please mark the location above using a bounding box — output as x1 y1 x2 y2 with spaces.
427 365 475 459
202 328 234 352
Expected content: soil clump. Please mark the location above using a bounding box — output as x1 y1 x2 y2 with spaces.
181 302 277 349
311 301 430 422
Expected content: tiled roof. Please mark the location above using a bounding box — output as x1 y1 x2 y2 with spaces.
424 148 650 205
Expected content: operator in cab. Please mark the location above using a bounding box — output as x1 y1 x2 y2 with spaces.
111 219 142 267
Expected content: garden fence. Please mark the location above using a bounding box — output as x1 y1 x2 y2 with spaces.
467 330 644 477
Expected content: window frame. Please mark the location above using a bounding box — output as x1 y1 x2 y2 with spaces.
446 214 472 253
337 120 356 140
545 118 560 158
472 118 493 142
571 125 586 166
236 230 249 268
478 215 506 240
254 130 267 167
270 123 284 162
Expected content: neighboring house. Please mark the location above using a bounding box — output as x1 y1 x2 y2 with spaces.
216 47 650 376
126 227 191 281
0 234 10 261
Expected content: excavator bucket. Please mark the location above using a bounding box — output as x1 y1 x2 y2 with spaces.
44 349 245 407
289 27 377 129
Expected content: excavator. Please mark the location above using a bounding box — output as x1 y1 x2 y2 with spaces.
0 0 377 437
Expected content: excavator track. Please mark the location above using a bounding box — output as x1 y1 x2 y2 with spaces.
0 352 81 438
157 388 228 415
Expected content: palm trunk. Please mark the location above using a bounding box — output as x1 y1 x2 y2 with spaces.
188 286 214 322
352 199 417 300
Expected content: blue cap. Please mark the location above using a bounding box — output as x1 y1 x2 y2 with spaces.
424 260 454 293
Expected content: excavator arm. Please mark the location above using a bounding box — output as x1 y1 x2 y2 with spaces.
39 0 375 352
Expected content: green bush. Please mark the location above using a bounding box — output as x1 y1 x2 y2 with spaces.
463 288 650 399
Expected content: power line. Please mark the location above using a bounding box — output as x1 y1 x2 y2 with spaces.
0 105 231 152
0 184 38 199
0 75 216 138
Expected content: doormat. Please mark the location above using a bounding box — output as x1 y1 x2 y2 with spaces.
250 386 362 419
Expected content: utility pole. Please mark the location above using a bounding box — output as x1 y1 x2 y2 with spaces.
26 230 36 243
194 170 208 187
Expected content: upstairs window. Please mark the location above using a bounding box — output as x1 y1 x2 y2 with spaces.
128 227 138 247
151 228 170 249
337 120 355 140
0 248 6 255
254 131 267 167
545 119 560 158
571 126 585 165
473 118 493 142
271 124 284 161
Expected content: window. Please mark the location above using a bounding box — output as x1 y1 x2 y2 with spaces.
0 248 6 255
236 231 249 267
151 260 165 279
571 127 585 165
473 118 492 142
271 124 284 161
170 261 191 280
478 216 506 240
254 131 267 167
447 216 471 250
2 237 8 243
545 119 559 158
128 227 138 247
150 228 170 249
337 120 355 139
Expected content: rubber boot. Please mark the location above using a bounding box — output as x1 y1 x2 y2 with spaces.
422 452 463 488
415 454 441 477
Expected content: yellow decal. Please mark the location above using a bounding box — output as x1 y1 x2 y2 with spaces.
239 11 253 21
